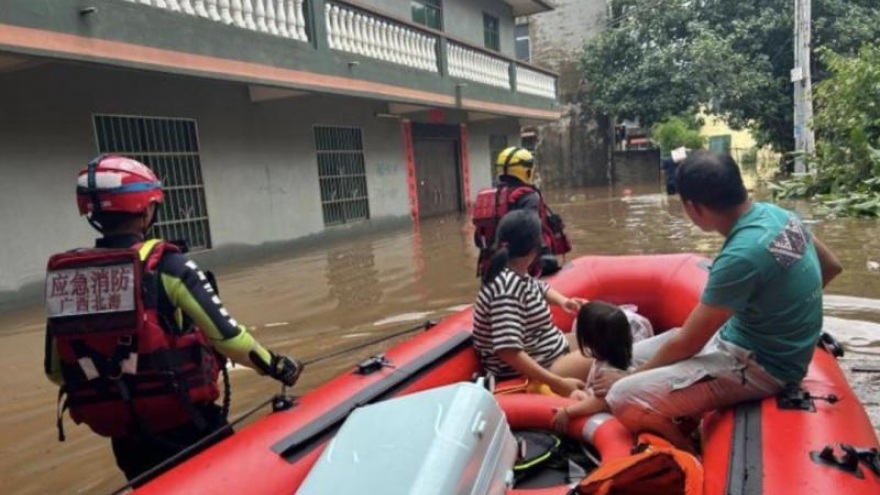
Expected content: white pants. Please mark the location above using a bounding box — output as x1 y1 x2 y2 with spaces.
605 330 785 445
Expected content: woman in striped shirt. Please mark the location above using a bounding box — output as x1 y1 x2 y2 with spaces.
473 210 593 397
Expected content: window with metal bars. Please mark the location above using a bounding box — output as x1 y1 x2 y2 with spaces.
314 126 371 226
93 115 212 250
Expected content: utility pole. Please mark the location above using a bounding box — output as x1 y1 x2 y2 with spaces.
792 0 815 174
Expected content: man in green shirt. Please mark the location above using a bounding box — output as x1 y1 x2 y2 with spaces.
595 151 843 450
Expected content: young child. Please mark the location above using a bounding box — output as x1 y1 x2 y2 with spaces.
552 301 636 432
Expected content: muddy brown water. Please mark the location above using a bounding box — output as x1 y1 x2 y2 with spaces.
2 185 879 494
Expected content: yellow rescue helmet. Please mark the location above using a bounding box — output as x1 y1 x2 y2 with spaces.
495 147 535 184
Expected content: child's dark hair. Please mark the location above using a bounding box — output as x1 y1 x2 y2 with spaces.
481 210 543 285
575 301 633 370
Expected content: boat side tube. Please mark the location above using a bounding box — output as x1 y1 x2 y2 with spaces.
496 394 634 495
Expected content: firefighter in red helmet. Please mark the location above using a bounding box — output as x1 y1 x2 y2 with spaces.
45 155 304 481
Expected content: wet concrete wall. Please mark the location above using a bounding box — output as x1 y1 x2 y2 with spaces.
613 149 662 187
0 61 520 306
536 104 612 187
529 0 608 103
526 0 612 189
0 63 403 303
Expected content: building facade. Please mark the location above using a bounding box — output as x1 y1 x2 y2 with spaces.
516 0 615 187
0 0 560 308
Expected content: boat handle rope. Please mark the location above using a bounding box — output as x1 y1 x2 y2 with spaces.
107 319 440 495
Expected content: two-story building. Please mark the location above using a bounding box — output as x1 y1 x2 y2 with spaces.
0 0 560 307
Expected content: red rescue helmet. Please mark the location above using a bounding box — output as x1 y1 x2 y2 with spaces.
76 155 163 216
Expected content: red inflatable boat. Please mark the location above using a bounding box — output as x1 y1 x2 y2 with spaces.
129 254 880 495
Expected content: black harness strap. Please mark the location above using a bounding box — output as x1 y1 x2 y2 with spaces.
84 155 108 232
501 147 531 177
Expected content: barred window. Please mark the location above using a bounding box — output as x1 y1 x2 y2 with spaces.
93 115 212 250
315 126 370 226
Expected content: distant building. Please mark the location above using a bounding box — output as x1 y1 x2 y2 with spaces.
0 0 561 307
516 0 614 187
699 111 779 174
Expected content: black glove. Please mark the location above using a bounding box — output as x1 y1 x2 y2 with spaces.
269 353 305 387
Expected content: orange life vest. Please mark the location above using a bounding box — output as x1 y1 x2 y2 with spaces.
577 432 703 495
46 240 221 438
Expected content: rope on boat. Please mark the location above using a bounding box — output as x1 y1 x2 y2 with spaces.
106 319 439 495
107 395 276 495
301 319 438 367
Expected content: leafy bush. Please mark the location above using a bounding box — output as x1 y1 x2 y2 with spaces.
651 117 706 154
770 45 880 216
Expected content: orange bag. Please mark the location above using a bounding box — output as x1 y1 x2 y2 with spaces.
577 433 703 495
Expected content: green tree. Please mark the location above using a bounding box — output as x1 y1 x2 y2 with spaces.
772 46 880 216
651 116 706 154
580 0 880 152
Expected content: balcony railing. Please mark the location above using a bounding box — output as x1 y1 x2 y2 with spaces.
448 42 510 89
125 0 310 41
325 2 439 73
117 0 557 101
515 65 556 99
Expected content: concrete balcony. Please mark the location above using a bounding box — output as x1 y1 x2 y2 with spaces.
0 0 559 120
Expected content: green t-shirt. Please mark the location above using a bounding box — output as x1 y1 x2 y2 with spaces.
702 202 823 384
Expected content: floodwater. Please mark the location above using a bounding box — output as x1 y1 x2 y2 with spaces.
1 185 879 494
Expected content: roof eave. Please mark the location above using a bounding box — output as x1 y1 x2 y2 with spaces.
508 0 555 16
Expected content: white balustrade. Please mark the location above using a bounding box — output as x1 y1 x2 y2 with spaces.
254 0 268 32
326 4 338 49
265 0 279 35
180 0 195 15
218 0 232 23
206 0 220 20
324 2 439 73
515 65 557 99
292 0 307 40
231 0 245 27
194 0 208 17
114 0 309 41
107 0 550 96
447 43 510 90
243 0 256 29
276 0 289 37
